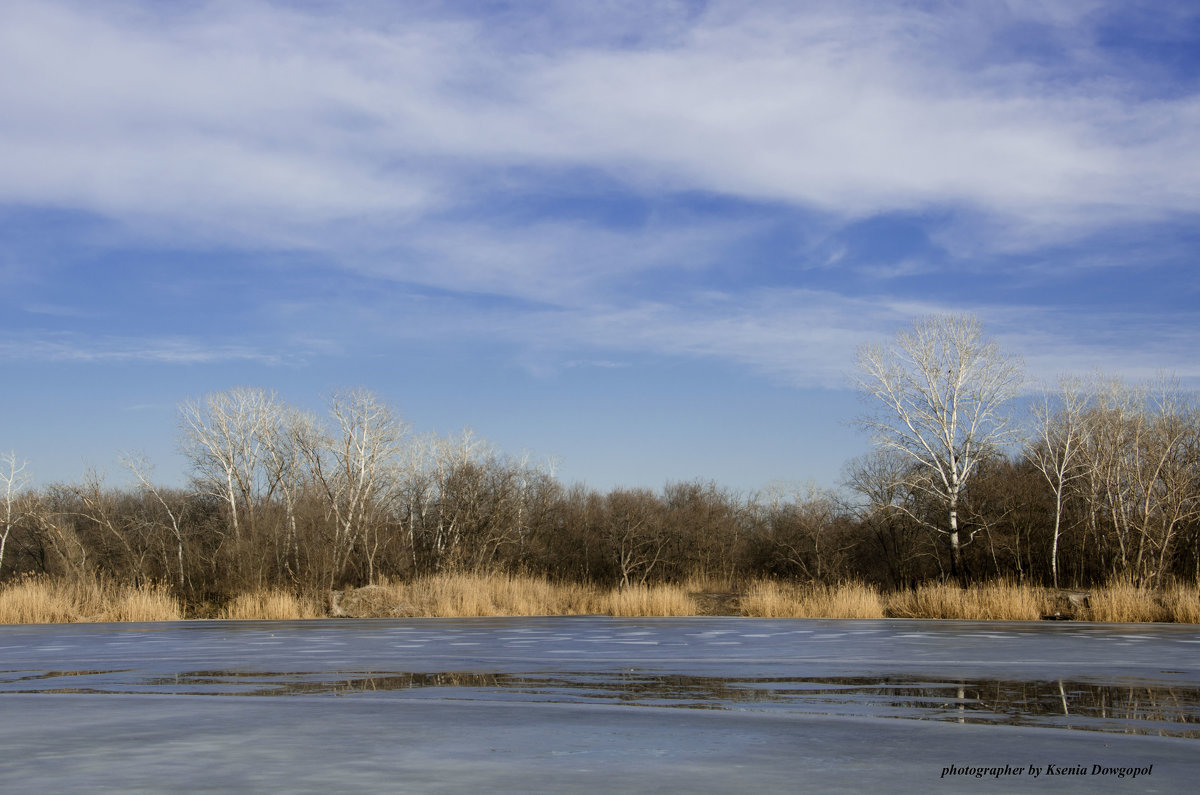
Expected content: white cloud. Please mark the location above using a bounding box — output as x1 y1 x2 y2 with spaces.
0 332 287 365
3 1 1198 390
990 309 1200 387
323 286 1200 390
335 213 769 306
2 0 1196 263
22 302 100 318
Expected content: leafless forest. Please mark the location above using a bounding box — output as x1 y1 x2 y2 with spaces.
3 318 1199 609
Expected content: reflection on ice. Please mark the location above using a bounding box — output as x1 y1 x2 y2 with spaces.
3 666 1198 737
3 615 1199 754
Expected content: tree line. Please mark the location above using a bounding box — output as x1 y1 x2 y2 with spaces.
2 318 1198 604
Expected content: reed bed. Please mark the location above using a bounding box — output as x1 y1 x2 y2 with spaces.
1084 579 1200 624
885 581 1046 621
103 582 184 622
740 580 886 618
601 583 698 617
220 589 324 620
0 576 78 624
1087 580 1163 623
1160 585 1200 624
0 576 182 624
2 573 1199 623
355 574 697 617
386 573 598 617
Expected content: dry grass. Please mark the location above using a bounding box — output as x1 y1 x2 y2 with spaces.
0 576 182 624
600 583 698 617
392 573 596 617
740 580 886 618
221 589 324 620
327 574 698 618
0 577 78 624
885 581 1045 621
1161 585 1200 624
103 583 183 622
3 573 1200 624
1071 581 1200 624
1087 580 1166 623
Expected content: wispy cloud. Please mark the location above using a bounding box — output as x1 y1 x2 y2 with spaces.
2 1 1196 257
276 281 1200 389
22 303 101 319
991 309 1200 386
0 332 288 365
2 1 1197 391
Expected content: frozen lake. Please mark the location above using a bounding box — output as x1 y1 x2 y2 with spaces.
1 617 1198 792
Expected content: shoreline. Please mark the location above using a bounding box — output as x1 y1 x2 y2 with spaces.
2 574 1197 625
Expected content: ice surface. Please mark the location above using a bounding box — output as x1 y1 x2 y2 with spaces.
0 617 1197 792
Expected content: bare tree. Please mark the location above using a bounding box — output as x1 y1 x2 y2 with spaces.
411 429 488 572
1 452 30 576
304 389 409 586
843 450 931 586
179 387 281 544
30 487 91 581
604 488 668 590
1074 378 1139 576
123 453 191 591
1026 378 1087 588
71 468 152 582
1121 381 1200 586
259 406 319 583
1063 377 1200 585
757 484 852 583
855 314 1024 579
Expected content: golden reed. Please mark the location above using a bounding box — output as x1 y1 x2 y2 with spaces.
1 573 1197 624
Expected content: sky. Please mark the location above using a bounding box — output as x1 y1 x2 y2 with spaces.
2 0 1199 494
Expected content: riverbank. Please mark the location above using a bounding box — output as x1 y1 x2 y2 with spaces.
2 574 1198 624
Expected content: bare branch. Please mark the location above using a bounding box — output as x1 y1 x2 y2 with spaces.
854 314 1023 577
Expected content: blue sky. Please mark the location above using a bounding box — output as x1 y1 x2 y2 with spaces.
2 0 1198 493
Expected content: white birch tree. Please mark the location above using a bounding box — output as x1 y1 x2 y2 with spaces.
855 314 1024 578
1 452 30 576
123 453 190 592
1027 378 1087 588
304 389 408 586
179 387 281 543
260 406 319 583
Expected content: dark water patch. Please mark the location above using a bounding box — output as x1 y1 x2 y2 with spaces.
0 669 133 681
2 668 1198 737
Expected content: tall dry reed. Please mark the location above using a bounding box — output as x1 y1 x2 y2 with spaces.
329 574 699 617
1160 585 1200 624
393 573 598 617
1087 580 1166 623
5 572 1200 623
600 583 698 617
221 589 324 620
103 582 183 622
885 581 1045 621
0 576 182 624
740 580 885 618
0 576 78 623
